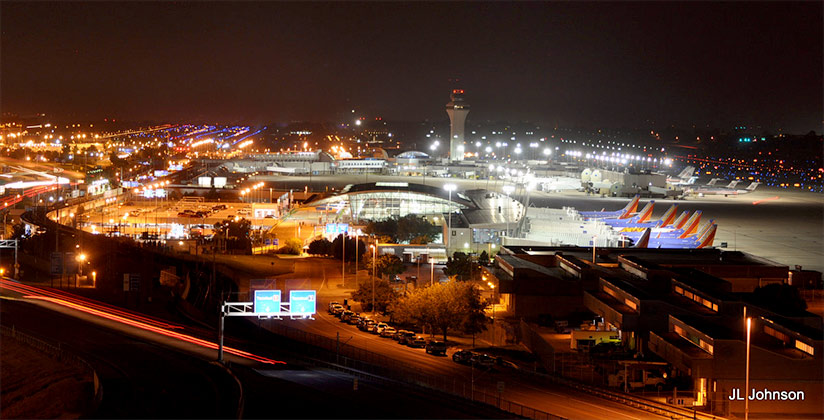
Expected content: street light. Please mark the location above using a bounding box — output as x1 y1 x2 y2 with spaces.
430 257 435 286
443 184 457 250
370 241 377 314
745 317 752 420
592 235 598 264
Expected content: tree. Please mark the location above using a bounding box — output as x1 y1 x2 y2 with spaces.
363 253 405 280
363 214 440 244
391 281 488 342
213 217 252 253
331 234 366 262
351 279 398 313
308 238 332 256
478 250 490 266
278 238 303 255
444 252 476 281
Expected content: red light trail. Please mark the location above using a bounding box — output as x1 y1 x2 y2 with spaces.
0 279 285 365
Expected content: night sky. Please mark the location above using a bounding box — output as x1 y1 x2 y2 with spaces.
2 2 821 132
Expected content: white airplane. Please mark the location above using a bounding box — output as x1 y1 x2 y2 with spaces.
667 166 696 186
687 181 761 197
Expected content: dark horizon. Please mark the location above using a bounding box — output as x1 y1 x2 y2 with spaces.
2 2 821 132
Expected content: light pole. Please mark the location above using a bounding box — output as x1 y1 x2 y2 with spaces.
488 280 496 345
430 258 435 286
371 241 377 314
745 317 752 420
592 235 598 264
443 183 456 251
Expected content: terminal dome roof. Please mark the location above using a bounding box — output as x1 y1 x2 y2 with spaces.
396 151 431 159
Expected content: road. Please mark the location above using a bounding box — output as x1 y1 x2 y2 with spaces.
0 280 517 419
242 256 666 420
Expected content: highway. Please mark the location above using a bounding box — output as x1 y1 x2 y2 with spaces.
0 279 518 419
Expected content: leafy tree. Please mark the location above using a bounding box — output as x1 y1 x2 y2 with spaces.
364 214 440 244
478 250 490 266
363 253 405 280
331 234 366 262
308 238 332 256
213 217 252 253
444 252 476 281
278 238 303 255
391 281 488 342
351 279 398 313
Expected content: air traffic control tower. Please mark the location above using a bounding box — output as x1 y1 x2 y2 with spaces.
446 89 469 162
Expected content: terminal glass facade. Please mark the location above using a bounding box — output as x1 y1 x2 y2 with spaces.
312 191 466 221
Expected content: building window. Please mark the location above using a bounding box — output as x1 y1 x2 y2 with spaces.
699 339 714 355
674 285 684 295
764 325 790 344
624 298 637 310
795 340 815 356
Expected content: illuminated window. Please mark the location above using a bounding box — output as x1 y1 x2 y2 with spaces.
699 339 714 355
764 325 790 344
795 340 814 356
624 298 637 310
674 285 684 295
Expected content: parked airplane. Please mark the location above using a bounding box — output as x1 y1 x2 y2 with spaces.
631 227 651 248
667 166 697 186
619 211 704 240
687 181 761 197
604 204 678 228
579 195 640 219
646 223 717 249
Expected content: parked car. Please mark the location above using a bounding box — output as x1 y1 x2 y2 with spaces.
327 301 340 314
347 314 362 325
398 331 416 345
367 322 382 334
374 322 389 335
379 326 397 338
452 349 473 364
360 320 377 332
407 336 426 348
340 310 354 322
425 340 447 355
393 329 410 341
331 304 344 316
471 353 495 369
212 204 227 211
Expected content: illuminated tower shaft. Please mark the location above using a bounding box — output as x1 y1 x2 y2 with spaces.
445 89 470 161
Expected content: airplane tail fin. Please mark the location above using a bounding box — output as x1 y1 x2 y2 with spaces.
707 178 722 186
672 211 691 229
676 166 694 179
618 195 640 219
633 228 651 248
697 224 718 248
678 210 703 238
726 180 741 189
746 182 761 191
658 204 678 227
635 201 655 222
686 176 698 185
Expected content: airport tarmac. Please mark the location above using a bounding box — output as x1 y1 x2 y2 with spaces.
264 173 824 274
